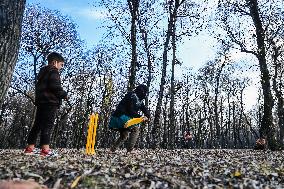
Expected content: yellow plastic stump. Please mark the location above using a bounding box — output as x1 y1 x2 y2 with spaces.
86 113 99 155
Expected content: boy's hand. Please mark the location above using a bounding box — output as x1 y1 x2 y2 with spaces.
142 116 149 122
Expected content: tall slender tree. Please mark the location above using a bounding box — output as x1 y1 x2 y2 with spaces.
127 0 140 90
151 2 174 148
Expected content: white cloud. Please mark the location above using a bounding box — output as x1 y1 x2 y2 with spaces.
243 84 260 110
77 8 108 20
178 31 217 71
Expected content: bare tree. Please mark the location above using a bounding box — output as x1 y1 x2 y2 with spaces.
151 3 173 148
127 0 140 90
0 0 26 107
216 0 280 150
271 40 284 145
151 0 204 148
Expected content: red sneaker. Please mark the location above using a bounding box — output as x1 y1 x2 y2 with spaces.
40 149 58 157
24 147 39 155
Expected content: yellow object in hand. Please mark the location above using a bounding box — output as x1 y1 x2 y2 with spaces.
124 117 144 128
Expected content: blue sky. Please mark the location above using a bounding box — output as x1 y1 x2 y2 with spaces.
26 0 217 71
26 0 106 46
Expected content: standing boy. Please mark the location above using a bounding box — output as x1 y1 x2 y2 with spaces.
24 52 67 156
109 84 150 153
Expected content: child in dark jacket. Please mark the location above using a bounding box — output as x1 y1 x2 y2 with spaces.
109 84 150 153
24 52 67 156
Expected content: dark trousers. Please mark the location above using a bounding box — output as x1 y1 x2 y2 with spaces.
111 126 140 152
27 105 58 146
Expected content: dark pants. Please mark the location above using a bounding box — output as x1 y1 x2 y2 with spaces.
27 105 58 146
111 126 140 152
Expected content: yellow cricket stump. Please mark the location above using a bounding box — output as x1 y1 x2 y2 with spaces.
86 113 99 155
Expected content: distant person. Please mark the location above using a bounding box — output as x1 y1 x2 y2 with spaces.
24 52 67 157
184 131 193 141
183 131 194 148
254 138 267 150
109 84 150 153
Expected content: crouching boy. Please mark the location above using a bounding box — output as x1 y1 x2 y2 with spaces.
109 84 150 153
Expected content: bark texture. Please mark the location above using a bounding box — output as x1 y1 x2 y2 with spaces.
0 0 26 107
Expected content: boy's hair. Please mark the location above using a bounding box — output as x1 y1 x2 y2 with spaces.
134 84 149 100
135 84 149 94
47 52 64 64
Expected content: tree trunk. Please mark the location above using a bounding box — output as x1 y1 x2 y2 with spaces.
127 0 139 91
271 41 284 146
247 0 277 150
205 93 214 148
232 101 237 148
169 5 177 150
0 0 26 107
214 62 225 147
162 96 169 148
227 92 231 147
151 7 173 149
138 24 153 148
237 87 245 147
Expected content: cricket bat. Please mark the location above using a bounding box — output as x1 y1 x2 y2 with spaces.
124 117 144 128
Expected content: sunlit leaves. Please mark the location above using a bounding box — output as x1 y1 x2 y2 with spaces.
1 149 284 188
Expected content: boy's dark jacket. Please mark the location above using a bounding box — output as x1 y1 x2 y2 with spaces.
35 65 67 106
112 91 150 118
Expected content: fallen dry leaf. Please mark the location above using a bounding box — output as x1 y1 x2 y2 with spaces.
0 149 283 188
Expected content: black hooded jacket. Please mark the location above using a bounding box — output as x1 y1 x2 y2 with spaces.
35 65 67 106
112 88 150 119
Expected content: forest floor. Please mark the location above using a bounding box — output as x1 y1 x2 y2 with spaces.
0 149 283 189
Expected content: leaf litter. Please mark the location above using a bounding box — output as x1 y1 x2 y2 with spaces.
0 149 283 188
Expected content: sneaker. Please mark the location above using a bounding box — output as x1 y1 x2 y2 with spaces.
40 149 58 157
24 147 40 155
